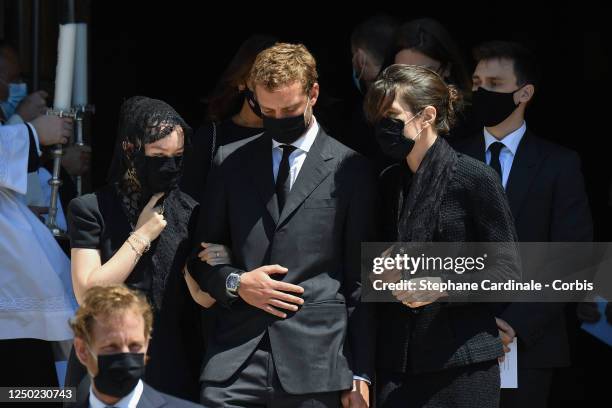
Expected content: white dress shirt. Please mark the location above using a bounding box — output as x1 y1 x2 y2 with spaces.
271 117 319 189
484 121 527 189
89 379 144 408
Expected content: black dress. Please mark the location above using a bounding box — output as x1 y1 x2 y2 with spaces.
64 185 204 403
376 138 520 407
180 119 263 202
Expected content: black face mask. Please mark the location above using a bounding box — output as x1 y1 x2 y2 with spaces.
243 89 263 118
263 100 311 145
374 117 416 161
92 352 145 399
472 86 524 128
134 154 183 194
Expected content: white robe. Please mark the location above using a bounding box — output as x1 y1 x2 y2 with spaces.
0 124 76 341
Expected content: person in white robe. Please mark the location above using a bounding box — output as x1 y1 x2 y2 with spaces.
0 120 76 341
0 117 76 388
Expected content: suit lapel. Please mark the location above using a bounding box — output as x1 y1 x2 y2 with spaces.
247 134 280 225
463 131 540 219
137 383 165 407
277 129 334 227
505 131 540 219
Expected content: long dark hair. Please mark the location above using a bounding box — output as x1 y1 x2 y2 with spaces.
393 18 472 96
205 34 278 122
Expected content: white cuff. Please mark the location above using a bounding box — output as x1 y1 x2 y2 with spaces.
353 375 371 385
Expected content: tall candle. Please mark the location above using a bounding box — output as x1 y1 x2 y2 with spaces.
72 23 88 107
53 23 77 110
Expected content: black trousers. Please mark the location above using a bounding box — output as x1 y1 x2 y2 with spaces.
500 368 553 408
200 335 340 407
377 360 500 408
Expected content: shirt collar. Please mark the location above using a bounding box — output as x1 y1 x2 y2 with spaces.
483 121 527 155
89 379 144 408
271 116 319 153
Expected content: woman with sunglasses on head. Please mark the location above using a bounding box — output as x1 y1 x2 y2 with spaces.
391 18 477 144
181 34 277 203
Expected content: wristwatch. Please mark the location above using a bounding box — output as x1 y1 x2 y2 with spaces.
226 272 242 296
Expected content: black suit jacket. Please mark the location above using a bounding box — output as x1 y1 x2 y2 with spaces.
188 128 379 394
74 383 202 408
458 129 593 368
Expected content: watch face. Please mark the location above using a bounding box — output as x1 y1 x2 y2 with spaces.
227 274 240 291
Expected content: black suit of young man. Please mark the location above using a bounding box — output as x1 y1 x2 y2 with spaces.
459 129 593 408
189 127 378 407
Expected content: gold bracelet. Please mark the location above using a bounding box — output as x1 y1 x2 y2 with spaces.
126 237 143 257
132 232 151 252
129 231 151 253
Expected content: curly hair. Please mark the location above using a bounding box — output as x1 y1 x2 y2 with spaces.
249 43 318 93
69 284 153 345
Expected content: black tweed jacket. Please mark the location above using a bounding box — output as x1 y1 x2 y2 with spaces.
376 152 520 374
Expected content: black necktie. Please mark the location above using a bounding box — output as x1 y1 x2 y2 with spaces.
488 141 504 179
276 144 297 211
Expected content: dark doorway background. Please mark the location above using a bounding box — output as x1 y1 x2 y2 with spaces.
2 3 608 239
87 3 611 239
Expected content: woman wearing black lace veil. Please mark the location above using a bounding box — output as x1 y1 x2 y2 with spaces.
64 96 221 403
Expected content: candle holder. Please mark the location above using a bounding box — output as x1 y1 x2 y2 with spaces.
45 108 78 239
72 104 95 196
